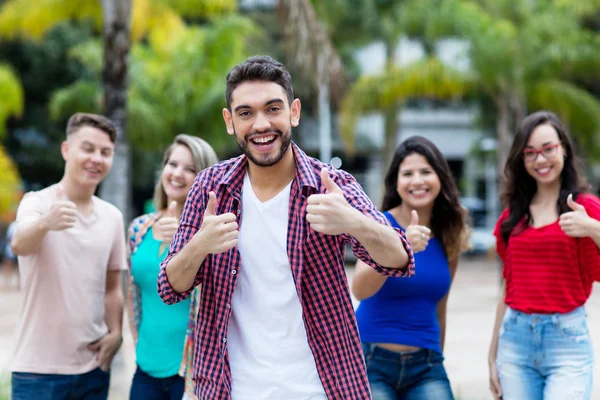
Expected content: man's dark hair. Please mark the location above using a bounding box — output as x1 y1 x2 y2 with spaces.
66 113 117 143
225 55 294 110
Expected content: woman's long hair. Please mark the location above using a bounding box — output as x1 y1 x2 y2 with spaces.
153 134 219 211
499 110 589 243
382 136 469 260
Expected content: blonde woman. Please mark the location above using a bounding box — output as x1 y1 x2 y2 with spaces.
127 134 218 399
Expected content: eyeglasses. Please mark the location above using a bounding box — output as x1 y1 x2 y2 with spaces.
522 143 560 162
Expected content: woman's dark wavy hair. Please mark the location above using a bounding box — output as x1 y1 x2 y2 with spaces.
499 110 589 243
382 136 469 260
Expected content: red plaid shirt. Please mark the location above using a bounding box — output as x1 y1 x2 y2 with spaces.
158 143 415 400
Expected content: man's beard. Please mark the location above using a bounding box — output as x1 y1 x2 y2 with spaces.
234 127 292 167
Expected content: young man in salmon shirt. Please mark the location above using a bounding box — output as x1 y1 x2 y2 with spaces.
10 113 127 400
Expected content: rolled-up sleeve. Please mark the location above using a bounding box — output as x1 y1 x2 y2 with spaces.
158 172 210 304
338 171 415 278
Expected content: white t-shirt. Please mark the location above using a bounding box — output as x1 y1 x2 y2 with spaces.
227 174 327 400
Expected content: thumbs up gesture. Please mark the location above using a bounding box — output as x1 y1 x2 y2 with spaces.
157 201 180 244
306 168 356 235
192 191 239 254
405 210 431 253
559 194 592 238
41 184 77 231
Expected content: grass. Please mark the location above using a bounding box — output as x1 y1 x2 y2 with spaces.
0 373 9 400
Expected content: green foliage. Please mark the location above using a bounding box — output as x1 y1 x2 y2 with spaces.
0 22 96 188
0 0 101 39
158 0 237 18
0 63 23 136
0 143 22 222
48 14 261 156
0 376 9 400
339 57 471 152
0 0 237 41
398 0 600 158
528 80 600 158
0 0 266 203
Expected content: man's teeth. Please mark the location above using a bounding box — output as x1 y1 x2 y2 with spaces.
253 135 275 144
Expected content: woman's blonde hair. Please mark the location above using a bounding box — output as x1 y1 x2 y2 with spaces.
153 134 218 211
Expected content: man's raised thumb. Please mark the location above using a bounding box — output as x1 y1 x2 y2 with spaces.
410 210 419 226
567 193 585 211
205 192 217 216
321 167 341 194
56 184 66 200
167 201 177 218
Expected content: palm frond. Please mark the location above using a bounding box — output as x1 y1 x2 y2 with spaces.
528 79 600 157
0 64 24 137
339 57 471 153
0 144 22 222
0 0 101 39
49 80 102 120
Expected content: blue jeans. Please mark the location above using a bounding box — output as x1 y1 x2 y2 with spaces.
497 306 594 400
361 342 454 400
129 366 185 400
11 367 110 400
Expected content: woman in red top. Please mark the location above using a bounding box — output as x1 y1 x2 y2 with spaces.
488 111 600 400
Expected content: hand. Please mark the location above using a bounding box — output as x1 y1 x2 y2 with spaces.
157 201 179 243
88 332 122 372
404 210 431 253
193 192 238 254
42 185 77 231
306 168 357 235
489 360 502 399
559 194 593 238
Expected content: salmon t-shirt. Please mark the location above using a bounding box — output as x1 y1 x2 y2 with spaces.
11 184 127 374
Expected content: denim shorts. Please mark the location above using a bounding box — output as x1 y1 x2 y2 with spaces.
497 306 594 400
361 342 454 400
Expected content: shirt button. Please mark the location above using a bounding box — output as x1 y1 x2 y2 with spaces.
223 337 227 343
226 303 231 309
237 209 241 215
231 269 237 275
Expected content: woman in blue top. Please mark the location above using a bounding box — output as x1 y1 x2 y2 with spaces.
353 136 469 400
127 134 218 400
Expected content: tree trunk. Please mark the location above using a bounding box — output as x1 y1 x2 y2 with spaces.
383 105 399 172
99 0 132 221
381 37 400 173
496 99 512 182
317 53 332 164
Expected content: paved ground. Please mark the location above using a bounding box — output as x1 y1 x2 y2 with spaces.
2 256 600 399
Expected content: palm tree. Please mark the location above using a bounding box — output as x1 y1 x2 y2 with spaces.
277 0 345 163
48 15 259 153
339 57 470 164
403 0 600 168
0 0 238 219
98 0 132 216
312 0 467 170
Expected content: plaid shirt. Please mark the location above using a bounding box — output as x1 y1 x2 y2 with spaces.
158 143 415 400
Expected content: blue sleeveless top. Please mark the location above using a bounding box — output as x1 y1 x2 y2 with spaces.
355 211 451 353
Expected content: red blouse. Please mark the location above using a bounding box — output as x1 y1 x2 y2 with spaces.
494 194 600 314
